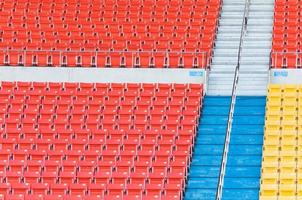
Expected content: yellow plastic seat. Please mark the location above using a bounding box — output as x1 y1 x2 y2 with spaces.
281 131 297 136
281 135 296 143
265 119 281 126
261 174 279 187
282 113 297 121
281 125 297 134
262 145 279 157
283 84 298 93
260 184 278 197
279 184 296 199
266 105 281 115
268 84 282 93
266 114 281 122
262 155 279 163
267 97 282 106
280 144 296 153
282 97 298 105
282 109 297 117
264 129 280 136
262 166 279 174
280 167 296 177
265 124 281 132
280 156 296 168
264 135 279 145
280 177 296 185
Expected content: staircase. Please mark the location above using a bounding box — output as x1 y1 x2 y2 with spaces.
207 0 244 95
221 96 265 200
184 96 230 200
237 0 274 95
207 0 274 96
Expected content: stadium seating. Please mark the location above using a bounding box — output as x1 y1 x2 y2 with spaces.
272 1 302 68
0 0 221 68
0 81 203 199
260 84 300 199
222 97 265 200
185 96 231 200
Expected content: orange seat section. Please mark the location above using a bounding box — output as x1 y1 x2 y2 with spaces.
0 81 203 199
0 0 221 68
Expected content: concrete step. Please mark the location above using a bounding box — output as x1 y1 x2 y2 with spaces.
210 65 237 73
212 60 238 65
239 66 269 72
240 58 269 65
248 19 273 25
207 89 233 96
215 41 241 47
237 89 267 96
239 72 269 78
250 5 274 11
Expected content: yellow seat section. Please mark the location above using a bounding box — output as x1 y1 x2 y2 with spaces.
260 84 300 200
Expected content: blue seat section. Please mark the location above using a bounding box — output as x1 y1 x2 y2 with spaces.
184 96 231 200
221 96 265 200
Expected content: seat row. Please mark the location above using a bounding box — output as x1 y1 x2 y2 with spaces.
0 51 209 68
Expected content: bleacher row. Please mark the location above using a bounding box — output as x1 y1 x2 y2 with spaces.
0 0 221 68
260 85 302 200
0 81 203 199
